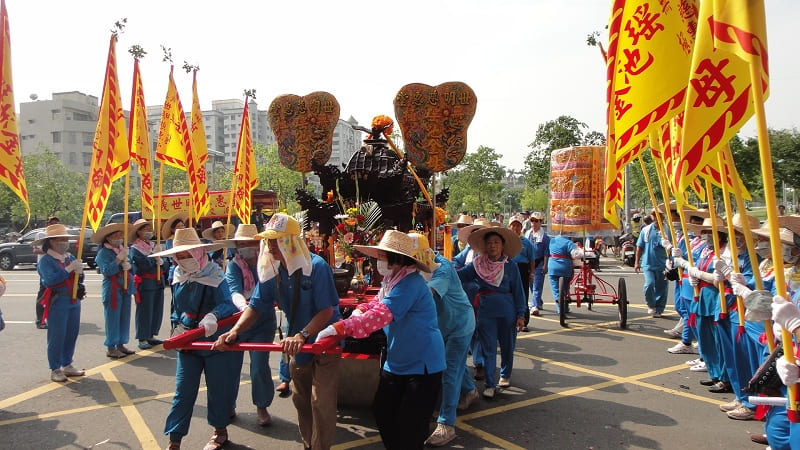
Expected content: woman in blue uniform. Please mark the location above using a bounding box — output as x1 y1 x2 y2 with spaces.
129 219 169 350
93 223 135 358
34 224 86 382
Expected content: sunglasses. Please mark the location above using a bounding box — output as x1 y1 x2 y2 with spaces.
531 219 541 223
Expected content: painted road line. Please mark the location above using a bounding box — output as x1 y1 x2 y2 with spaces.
456 421 527 450
102 369 160 450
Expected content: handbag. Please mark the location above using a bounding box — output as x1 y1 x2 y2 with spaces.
664 267 679 281
744 345 784 397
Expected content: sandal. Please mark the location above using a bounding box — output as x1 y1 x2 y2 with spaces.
202 429 227 450
276 381 291 398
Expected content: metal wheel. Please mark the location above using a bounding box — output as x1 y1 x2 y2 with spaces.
559 276 569 327
0 252 14 271
617 278 628 329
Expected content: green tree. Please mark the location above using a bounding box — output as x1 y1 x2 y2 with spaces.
444 145 505 215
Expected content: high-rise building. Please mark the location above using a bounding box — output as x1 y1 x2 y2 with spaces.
305 116 362 196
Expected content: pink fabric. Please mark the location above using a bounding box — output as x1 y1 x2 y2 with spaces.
232 253 255 296
104 242 121 255
131 238 152 255
473 254 506 287
377 265 414 300
340 301 393 338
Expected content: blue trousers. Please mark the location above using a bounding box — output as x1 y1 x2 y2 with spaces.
766 401 791 450
717 319 757 409
437 332 473 426
135 287 164 340
548 275 570 313
642 269 668 313
46 296 81 370
103 293 132 348
696 315 726 382
676 296 697 344
278 321 291 383
237 308 277 408
531 263 545 309
476 315 516 389
164 349 244 441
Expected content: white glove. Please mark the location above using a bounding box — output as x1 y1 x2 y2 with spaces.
729 272 746 286
232 293 248 311
673 256 690 270
712 269 725 284
154 256 163 266
689 276 699 287
773 323 784 343
671 247 682 258
661 238 672 251
153 244 164 253
316 324 338 340
198 313 218 337
772 295 800 333
732 283 752 299
350 308 364 317
777 357 800 386
687 266 705 279
121 261 132 271
66 259 83 274
116 247 128 262
570 248 585 259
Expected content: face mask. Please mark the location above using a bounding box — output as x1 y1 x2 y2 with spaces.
141 231 154 240
55 241 70 254
237 247 257 259
782 244 799 264
177 257 200 274
376 260 390 276
735 236 745 249
110 239 124 247
421 270 433 282
702 234 714 247
755 241 772 259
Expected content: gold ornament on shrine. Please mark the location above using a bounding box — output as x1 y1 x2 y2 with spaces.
268 92 340 173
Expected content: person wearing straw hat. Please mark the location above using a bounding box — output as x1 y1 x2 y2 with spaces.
33 215 62 329
93 223 136 358
524 211 550 318
34 223 86 382
213 213 342 450
313 229 444 450
406 232 476 447
203 220 235 269
129 219 169 350
508 215 535 331
222 223 277 427
457 225 525 398
672 217 732 394
161 211 189 293
448 213 473 252
152 227 240 450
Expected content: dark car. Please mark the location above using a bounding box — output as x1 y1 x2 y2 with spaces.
0 227 98 271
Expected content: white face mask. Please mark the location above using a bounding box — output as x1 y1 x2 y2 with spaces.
177 257 200 274
237 247 258 259
755 241 772 259
110 239 124 247
376 260 391 276
735 236 745 249
783 244 799 264
55 241 70 254
702 234 714 248
141 231 154 240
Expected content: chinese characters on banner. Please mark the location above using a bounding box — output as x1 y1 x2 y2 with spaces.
551 146 615 233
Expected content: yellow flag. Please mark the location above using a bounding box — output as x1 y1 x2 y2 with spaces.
233 98 257 223
187 70 210 219
155 67 189 170
676 0 768 192
85 34 130 231
0 0 28 217
129 58 154 215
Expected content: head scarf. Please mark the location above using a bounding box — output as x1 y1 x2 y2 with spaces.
173 247 224 287
257 234 312 283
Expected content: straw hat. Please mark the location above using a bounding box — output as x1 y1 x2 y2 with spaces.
656 201 710 220
256 213 301 240
448 213 473 228
407 232 441 273
90 223 126 245
751 226 795 245
779 215 800 238
730 213 760 232
687 216 727 235
161 211 189 240
457 217 493 243
467 225 523 258
221 224 259 244
201 220 234 241
150 227 229 258
129 218 153 242
354 230 433 272
31 223 73 246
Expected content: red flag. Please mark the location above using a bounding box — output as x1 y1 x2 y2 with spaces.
85 34 129 231
233 98 257 223
0 0 28 217
129 58 154 215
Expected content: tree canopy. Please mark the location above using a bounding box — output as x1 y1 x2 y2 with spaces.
443 145 506 215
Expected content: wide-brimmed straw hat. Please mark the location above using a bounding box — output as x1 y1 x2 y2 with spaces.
31 223 73 247
656 201 710 220
354 230 433 272
129 218 153 242
150 227 229 258
467 225 522 258
201 220 234 241
90 223 126 245
160 211 189 240
256 214 301 240
779 215 800 238
457 217 493 244
751 225 795 246
407 232 441 273
730 213 760 232
687 216 727 235
221 224 259 244
448 213 473 228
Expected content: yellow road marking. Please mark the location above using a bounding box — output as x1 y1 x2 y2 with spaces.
101 369 160 450
331 435 383 449
456 421 527 450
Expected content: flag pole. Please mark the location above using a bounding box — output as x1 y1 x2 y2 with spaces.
636 156 664 237
748 59 797 418
716 152 745 334
155 162 165 281
122 171 130 288
703 178 728 319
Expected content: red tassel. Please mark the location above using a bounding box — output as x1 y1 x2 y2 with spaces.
758 332 767 345
755 403 770 420
688 313 697 327
736 325 745 342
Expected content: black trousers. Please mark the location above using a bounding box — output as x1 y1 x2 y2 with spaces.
372 369 442 450
518 262 531 326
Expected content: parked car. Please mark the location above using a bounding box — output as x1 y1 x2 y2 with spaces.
106 211 142 225
0 227 98 271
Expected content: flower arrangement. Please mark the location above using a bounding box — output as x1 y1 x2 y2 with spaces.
333 198 384 265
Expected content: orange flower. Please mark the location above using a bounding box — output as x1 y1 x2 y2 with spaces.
345 218 358 227
372 115 394 137
324 190 334 203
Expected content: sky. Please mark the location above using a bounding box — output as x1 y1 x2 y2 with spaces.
6 0 799 171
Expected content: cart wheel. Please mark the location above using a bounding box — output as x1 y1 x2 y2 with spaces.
559 276 569 327
617 278 628 329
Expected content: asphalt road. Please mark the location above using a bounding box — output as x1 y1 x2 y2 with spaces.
0 258 768 449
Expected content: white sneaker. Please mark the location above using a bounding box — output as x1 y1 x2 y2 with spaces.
425 423 456 447
685 358 702 366
457 388 479 411
689 361 707 372
482 387 495 398
498 377 511 388
667 342 696 354
692 341 699 349
663 328 682 339
647 308 655 315
61 364 85 377
51 369 67 382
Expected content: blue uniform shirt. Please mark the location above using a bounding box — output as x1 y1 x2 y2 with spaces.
427 254 475 340
636 224 668 271
547 236 576 278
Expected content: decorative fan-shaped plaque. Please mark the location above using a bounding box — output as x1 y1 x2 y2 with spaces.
268 91 340 172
